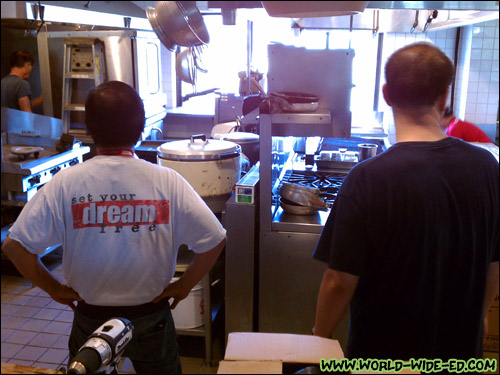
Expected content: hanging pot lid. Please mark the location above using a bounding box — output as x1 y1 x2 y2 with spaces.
158 134 240 161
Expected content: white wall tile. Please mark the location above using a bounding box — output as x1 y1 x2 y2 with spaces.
464 112 475 122
477 81 490 92
480 60 493 71
479 71 490 82
486 115 497 124
444 38 454 49
405 34 416 44
435 38 446 49
484 27 496 38
483 38 495 49
488 93 499 104
469 71 480 82
491 71 499 83
475 114 486 123
468 81 479 93
481 49 494 60
476 92 488 104
493 49 499 61
471 38 483 48
470 49 482 59
476 103 488 114
415 33 426 41
487 104 498 116
470 59 481 71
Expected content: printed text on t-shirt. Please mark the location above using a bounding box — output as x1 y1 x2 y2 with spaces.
71 194 169 232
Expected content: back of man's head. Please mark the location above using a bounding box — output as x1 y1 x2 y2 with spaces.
384 42 454 108
85 81 145 148
10 50 35 69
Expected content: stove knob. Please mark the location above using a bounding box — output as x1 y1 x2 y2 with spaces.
69 158 79 166
50 166 61 175
28 175 41 187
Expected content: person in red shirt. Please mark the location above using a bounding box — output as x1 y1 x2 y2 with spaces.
441 107 492 143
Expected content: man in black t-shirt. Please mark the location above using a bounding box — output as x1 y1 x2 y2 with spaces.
313 43 499 362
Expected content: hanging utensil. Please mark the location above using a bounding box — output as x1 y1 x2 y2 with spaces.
188 47 197 92
193 45 208 73
176 49 193 84
410 10 419 33
424 10 438 32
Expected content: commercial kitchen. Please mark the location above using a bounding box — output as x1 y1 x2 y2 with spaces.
1 1 499 374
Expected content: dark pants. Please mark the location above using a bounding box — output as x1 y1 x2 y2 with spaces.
68 302 182 374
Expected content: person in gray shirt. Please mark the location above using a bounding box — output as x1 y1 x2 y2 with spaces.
1 50 42 112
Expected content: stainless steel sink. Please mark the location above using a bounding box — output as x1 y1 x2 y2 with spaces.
134 140 167 152
134 140 168 163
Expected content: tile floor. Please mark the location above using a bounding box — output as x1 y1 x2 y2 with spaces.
1 251 221 374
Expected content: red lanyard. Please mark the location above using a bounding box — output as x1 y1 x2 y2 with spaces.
97 149 136 158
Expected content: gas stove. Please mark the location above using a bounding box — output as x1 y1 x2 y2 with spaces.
1 143 90 205
282 169 346 206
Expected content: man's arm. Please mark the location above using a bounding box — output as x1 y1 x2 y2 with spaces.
153 238 226 308
483 261 499 343
18 96 32 112
313 267 359 338
2 235 82 310
31 94 42 109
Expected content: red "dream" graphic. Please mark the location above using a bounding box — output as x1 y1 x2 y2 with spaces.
72 200 170 228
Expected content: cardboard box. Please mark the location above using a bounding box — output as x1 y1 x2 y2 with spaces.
483 351 499 375
218 332 344 374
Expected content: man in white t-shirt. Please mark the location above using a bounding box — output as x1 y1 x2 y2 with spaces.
2 81 226 373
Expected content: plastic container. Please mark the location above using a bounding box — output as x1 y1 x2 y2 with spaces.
170 277 204 329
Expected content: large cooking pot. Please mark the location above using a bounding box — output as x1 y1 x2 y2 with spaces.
157 134 241 212
147 1 209 51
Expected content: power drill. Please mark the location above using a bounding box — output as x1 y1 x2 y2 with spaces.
67 317 133 374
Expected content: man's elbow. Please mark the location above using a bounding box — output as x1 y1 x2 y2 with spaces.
323 267 359 295
2 236 21 260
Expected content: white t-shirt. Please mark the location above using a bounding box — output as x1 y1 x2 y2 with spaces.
9 156 226 306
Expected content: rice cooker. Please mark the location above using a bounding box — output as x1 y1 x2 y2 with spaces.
157 134 241 213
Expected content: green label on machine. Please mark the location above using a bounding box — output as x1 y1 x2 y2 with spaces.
237 195 253 204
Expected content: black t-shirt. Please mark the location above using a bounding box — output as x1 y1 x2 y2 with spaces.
314 137 499 361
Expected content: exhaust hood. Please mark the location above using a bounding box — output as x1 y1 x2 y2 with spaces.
262 1 370 17
261 1 498 33
294 8 499 34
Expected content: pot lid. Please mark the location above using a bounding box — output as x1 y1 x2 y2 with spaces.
158 135 240 161
221 132 259 144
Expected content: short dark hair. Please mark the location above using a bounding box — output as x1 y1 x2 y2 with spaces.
85 81 145 147
10 50 35 68
385 43 454 108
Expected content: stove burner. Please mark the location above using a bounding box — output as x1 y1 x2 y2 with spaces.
283 170 347 206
